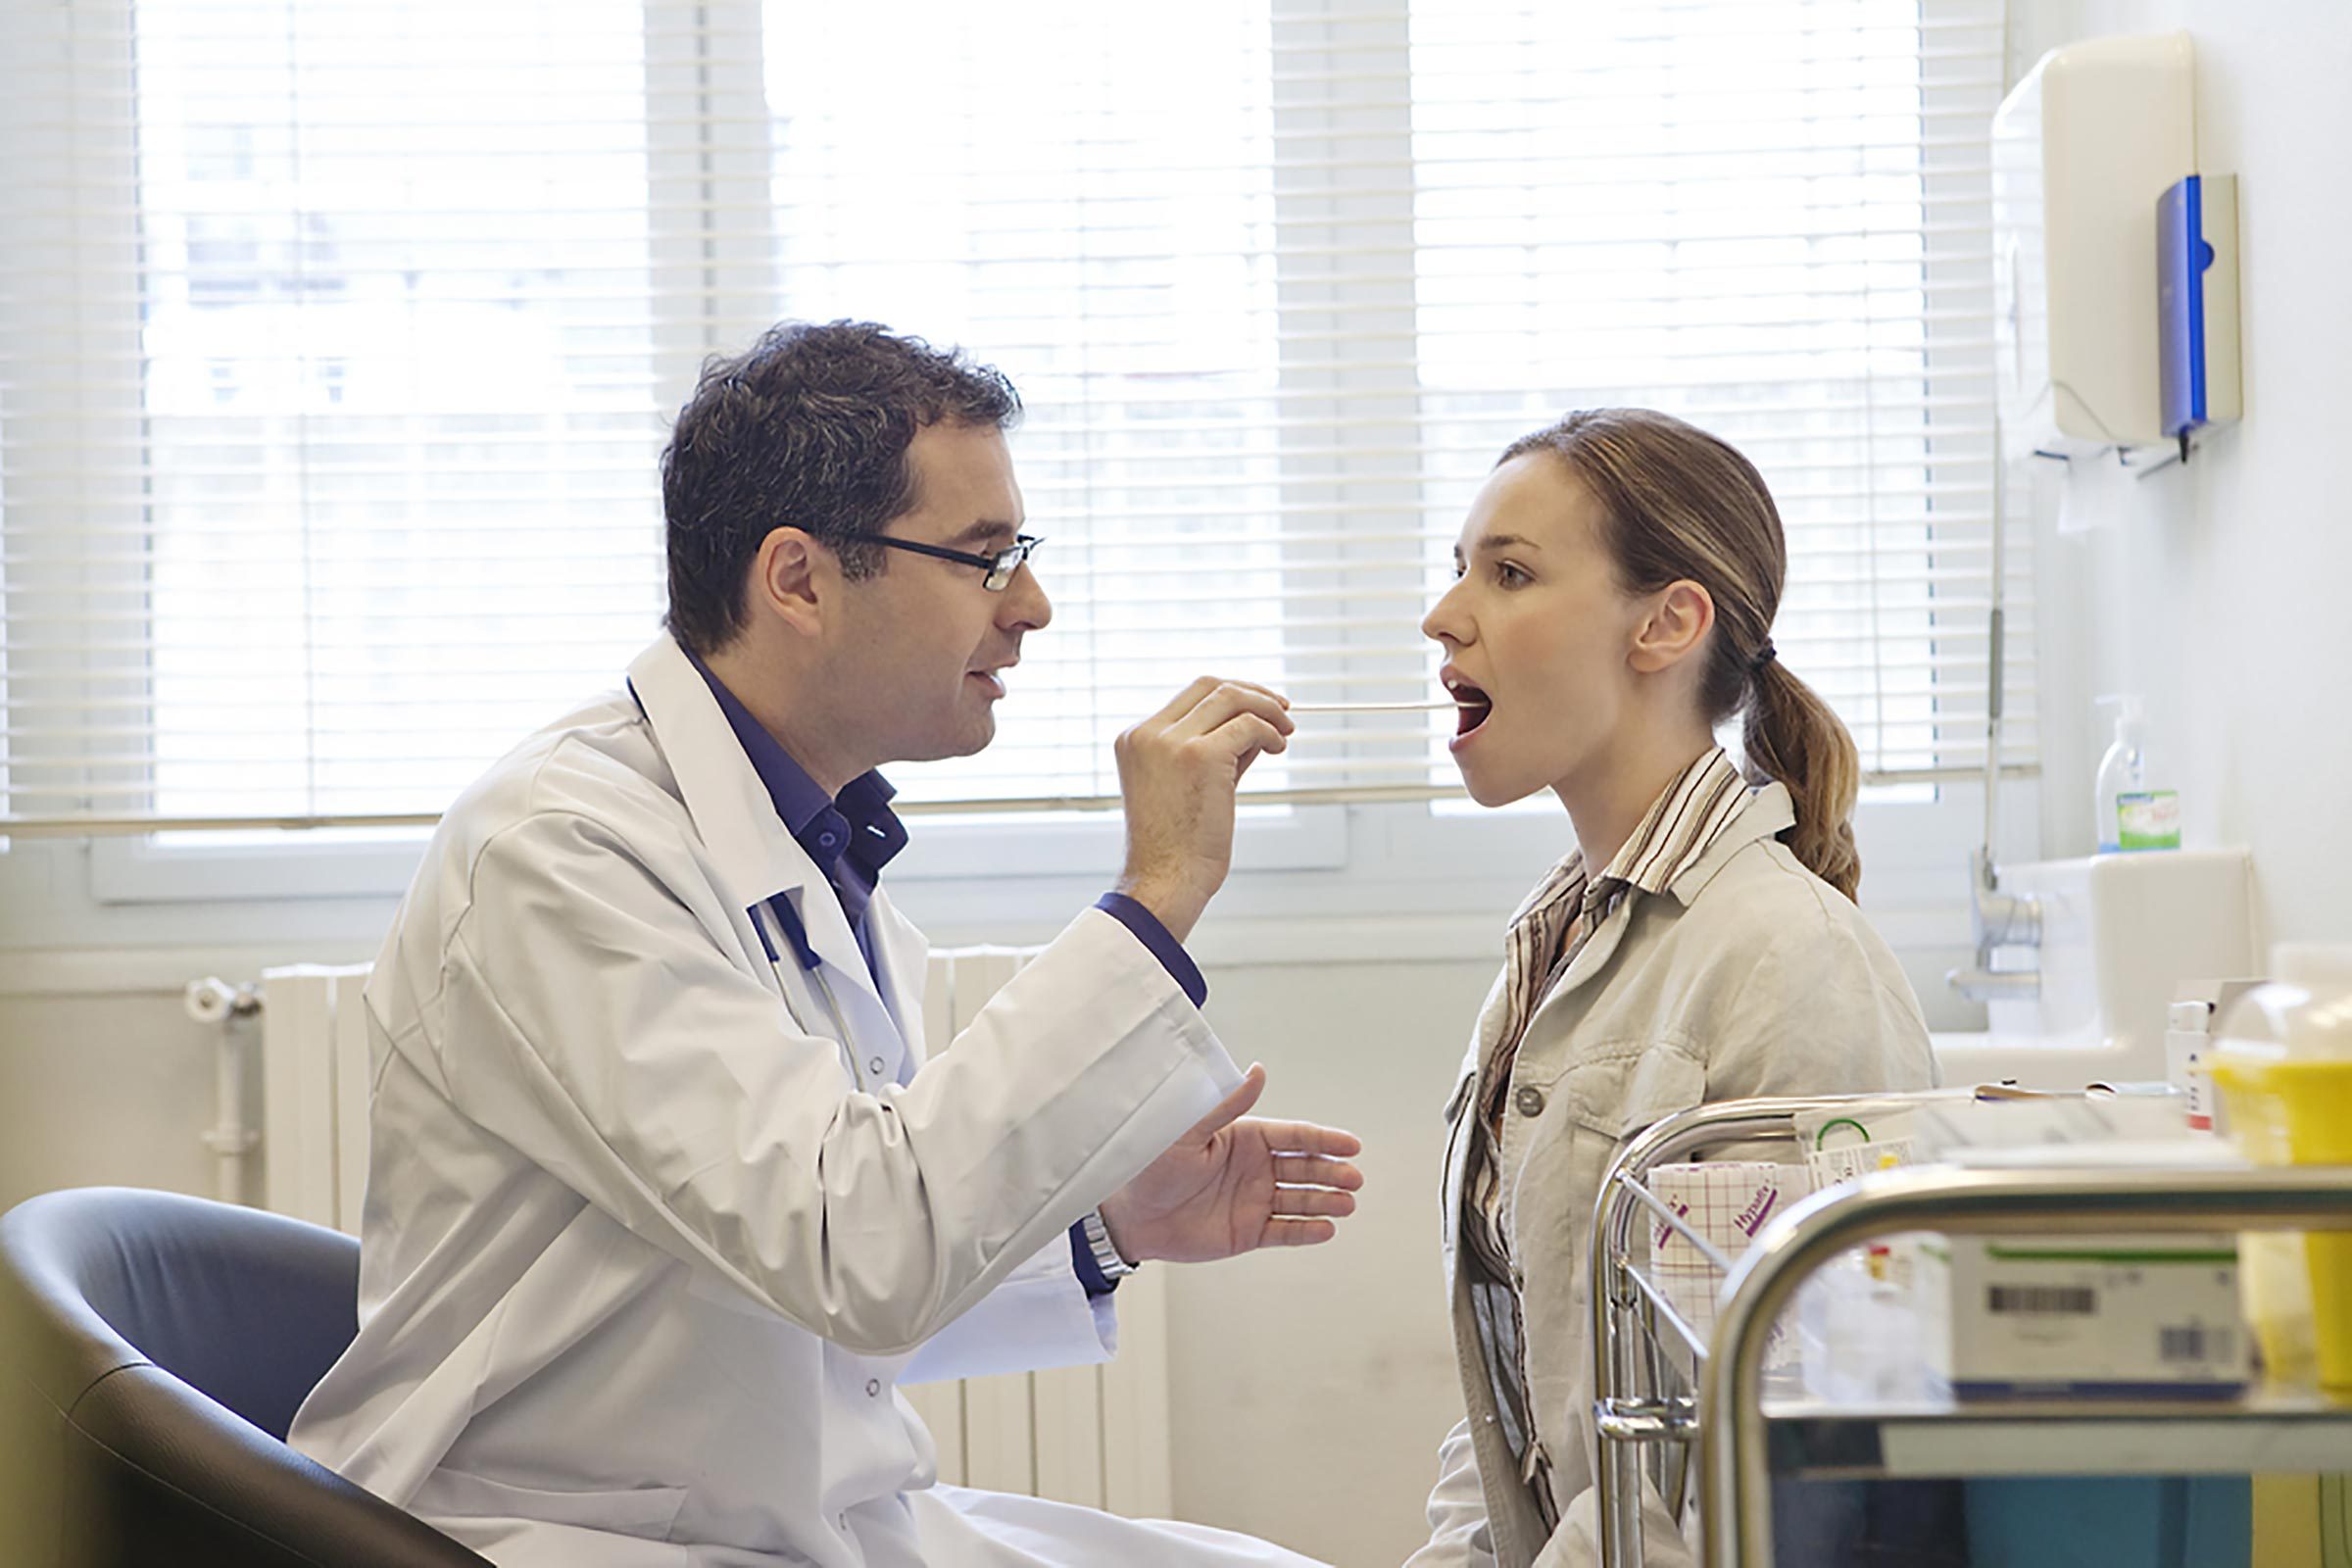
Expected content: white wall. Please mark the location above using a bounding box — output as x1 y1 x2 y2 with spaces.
2012 0 2352 951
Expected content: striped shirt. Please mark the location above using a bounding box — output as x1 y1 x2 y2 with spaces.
1458 745 1753 1521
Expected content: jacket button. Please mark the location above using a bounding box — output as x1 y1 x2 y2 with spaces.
1514 1085 1546 1117
865 1378 881 1396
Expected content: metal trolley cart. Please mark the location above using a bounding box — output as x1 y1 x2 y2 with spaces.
1589 1092 2352 1568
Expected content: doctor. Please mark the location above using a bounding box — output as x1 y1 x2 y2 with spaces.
289 320 1360 1567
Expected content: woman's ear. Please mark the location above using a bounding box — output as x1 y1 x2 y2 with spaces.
1628 579 1715 674
750 525 828 640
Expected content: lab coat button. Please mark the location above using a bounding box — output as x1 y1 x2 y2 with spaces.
869 1056 885 1075
865 1378 881 1396
1514 1085 1546 1117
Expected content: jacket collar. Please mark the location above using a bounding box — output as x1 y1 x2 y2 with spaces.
1665 779 1795 906
1527 777 1795 1023
625 636 821 914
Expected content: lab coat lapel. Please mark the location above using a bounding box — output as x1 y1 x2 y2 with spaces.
784 877 892 1018
868 897 931 1068
625 638 810 915
627 636 893 1019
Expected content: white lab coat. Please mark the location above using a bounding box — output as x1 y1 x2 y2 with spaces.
289 636 1325 1568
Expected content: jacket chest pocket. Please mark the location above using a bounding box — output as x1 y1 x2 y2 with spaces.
1560 1041 1705 1144
1507 1044 1708 1301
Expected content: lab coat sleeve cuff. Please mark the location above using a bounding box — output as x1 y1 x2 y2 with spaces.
899 1235 1116 1384
1094 891 1207 1007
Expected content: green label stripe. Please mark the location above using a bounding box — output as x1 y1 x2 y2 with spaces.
1981 1246 2238 1265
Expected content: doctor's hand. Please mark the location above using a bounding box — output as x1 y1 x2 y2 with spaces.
1097 1064 1363 1264
1113 677 1294 943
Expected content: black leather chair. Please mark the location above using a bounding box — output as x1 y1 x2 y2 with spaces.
0 1186 490 1567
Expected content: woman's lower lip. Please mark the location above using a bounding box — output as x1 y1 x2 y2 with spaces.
1447 713 1489 753
969 672 1005 699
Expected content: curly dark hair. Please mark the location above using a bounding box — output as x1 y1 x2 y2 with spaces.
660 320 1021 655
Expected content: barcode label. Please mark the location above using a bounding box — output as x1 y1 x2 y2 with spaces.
1987 1285 2096 1316
2160 1325 2217 1363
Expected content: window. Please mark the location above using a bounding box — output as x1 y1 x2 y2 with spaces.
1407 0 2026 786
1 1 2022 864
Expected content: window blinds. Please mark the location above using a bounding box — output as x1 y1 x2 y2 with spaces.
0 0 2022 833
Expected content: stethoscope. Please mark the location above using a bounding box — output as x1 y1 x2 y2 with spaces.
755 894 879 1089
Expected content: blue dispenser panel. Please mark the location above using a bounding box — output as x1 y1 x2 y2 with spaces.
2158 174 2214 439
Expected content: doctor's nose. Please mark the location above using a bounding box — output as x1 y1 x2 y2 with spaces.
999 561 1052 634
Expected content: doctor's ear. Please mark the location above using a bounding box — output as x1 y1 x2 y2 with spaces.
1627 579 1715 674
748 525 828 639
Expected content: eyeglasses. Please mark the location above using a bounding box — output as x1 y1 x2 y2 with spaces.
843 531 1044 592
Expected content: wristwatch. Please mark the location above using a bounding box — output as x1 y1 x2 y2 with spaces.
1080 1207 1139 1281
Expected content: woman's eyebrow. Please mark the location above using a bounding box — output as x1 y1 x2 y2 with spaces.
1472 532 1540 556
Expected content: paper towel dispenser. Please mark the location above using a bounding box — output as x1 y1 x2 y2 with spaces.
1992 32 2201 460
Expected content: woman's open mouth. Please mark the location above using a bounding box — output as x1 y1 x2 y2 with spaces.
1446 676 1494 741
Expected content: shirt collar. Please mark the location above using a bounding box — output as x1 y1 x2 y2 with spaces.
683 647 906 880
1511 746 1751 928
1600 745 1750 899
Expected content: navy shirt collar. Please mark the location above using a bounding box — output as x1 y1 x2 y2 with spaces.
683 647 906 883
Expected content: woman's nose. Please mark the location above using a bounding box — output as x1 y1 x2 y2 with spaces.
1422 582 1464 645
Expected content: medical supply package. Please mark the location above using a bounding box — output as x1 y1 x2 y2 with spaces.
1644 1160 1802 1374
1915 1230 2250 1399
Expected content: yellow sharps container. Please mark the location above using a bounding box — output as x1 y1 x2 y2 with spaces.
2209 972 2352 1391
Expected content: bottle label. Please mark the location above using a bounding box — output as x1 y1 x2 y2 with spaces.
2117 790 2182 850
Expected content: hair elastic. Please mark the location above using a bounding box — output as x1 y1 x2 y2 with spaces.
1749 640 1778 672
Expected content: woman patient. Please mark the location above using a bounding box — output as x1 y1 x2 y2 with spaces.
1405 409 1946 1567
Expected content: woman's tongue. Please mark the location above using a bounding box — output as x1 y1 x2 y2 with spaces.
1456 687 1494 736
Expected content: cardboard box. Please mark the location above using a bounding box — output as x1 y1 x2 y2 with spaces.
1917 1233 2250 1399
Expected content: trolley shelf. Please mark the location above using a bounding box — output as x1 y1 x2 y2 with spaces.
1761 1388 2352 1480
1589 1092 2352 1566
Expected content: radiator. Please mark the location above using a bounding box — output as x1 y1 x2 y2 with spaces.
257 947 1173 1517
259 963 373 1234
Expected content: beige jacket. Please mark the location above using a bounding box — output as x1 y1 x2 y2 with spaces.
1406 784 1935 1568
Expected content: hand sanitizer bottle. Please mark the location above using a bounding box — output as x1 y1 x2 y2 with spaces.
2092 695 2180 853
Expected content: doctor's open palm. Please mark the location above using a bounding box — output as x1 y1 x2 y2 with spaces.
1097 1063 1363 1263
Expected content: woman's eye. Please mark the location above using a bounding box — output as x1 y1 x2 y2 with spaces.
1495 562 1530 587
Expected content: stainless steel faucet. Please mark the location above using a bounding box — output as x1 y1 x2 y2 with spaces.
1947 847 2042 1002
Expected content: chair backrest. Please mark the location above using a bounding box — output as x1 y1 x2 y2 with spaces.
0 1186 489 1567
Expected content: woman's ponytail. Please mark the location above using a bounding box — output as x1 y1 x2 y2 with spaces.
1742 658 1862 902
